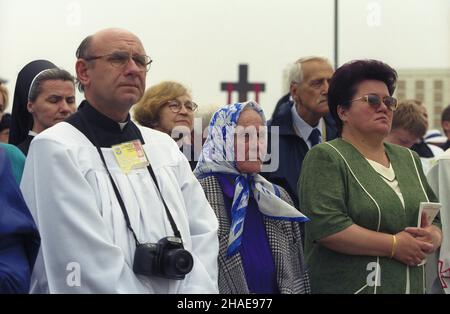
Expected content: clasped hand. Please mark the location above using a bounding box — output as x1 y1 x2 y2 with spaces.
392 227 436 266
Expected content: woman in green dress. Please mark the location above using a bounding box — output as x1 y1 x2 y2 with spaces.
299 59 442 294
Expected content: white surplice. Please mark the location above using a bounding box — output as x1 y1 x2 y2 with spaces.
20 122 219 293
427 149 450 294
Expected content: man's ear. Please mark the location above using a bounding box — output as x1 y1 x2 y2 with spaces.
75 59 90 89
289 83 298 103
27 101 34 113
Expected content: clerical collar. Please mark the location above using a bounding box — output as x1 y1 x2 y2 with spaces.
78 100 131 132
28 130 38 137
291 102 324 141
118 121 128 130
66 100 141 147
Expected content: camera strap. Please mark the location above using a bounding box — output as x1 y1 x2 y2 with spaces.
75 111 182 246
143 155 183 241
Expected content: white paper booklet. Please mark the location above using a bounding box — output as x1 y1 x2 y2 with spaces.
416 202 441 267
417 202 441 228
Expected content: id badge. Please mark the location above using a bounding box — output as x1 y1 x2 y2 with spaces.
112 140 149 173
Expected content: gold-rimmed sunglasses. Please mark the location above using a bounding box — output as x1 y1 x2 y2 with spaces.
350 94 398 111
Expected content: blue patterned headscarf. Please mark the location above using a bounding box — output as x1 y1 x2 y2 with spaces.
194 101 309 257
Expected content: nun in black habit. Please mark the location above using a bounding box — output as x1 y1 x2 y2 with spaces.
9 60 57 155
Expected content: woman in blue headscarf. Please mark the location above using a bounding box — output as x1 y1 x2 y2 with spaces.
194 100 310 294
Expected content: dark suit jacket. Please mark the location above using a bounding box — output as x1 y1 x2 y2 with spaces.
270 93 290 121
198 175 310 294
262 100 338 208
411 139 434 158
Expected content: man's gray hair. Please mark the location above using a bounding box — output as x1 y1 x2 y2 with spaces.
288 56 332 86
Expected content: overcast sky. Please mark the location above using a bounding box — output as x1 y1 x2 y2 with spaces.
1 0 449 115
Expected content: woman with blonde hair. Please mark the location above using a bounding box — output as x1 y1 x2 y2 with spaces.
134 81 198 169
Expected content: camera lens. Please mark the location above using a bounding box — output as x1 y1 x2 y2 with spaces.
175 251 194 273
164 249 193 276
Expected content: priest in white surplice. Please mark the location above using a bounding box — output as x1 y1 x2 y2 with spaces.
20 28 219 293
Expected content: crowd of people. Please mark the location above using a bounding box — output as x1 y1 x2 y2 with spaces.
0 27 449 294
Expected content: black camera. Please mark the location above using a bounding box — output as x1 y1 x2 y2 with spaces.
133 236 194 280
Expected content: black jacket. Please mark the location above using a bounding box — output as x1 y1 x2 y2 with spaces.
262 100 338 208
411 139 434 158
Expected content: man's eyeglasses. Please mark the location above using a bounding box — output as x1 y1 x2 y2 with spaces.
350 94 398 111
84 51 152 72
165 100 198 113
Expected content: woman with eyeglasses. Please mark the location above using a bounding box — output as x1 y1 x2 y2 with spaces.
299 59 442 294
133 81 199 170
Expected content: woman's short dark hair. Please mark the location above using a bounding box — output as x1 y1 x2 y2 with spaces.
328 59 397 134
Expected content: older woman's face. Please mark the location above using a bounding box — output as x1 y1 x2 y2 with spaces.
339 80 393 139
156 94 194 136
27 79 76 133
234 109 265 174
